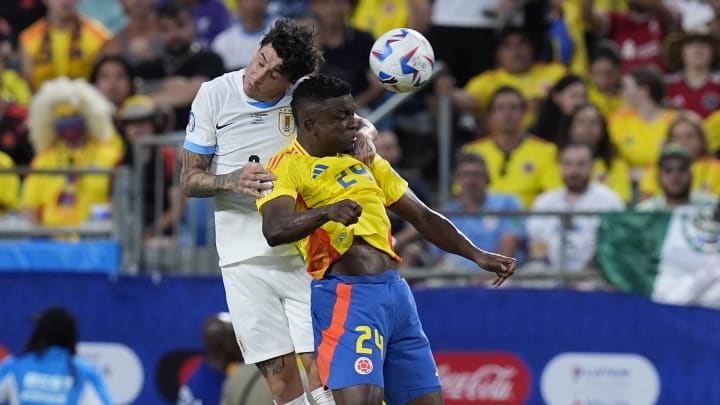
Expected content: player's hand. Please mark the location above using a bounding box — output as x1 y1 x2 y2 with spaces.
473 251 517 287
353 115 377 167
325 199 363 226
219 163 277 197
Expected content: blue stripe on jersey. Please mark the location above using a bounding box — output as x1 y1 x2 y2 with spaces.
183 140 217 154
248 96 284 108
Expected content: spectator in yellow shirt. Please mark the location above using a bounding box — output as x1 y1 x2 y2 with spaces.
20 77 122 228
351 0 431 39
436 27 566 128
0 150 20 216
19 0 111 91
462 86 563 208
640 111 720 200
609 65 676 181
587 43 624 117
562 103 632 202
0 60 31 107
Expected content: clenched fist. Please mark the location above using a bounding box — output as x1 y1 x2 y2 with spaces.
324 199 363 226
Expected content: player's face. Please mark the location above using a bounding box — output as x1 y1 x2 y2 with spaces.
46 0 78 19
554 82 587 115
94 60 133 107
159 13 196 56
560 146 593 193
659 157 692 199
310 0 351 28
669 121 704 159
244 45 292 102
312 95 358 155
455 161 489 200
237 0 269 21
497 34 533 74
682 41 713 70
621 75 643 107
569 106 604 147
590 58 620 93
489 92 525 135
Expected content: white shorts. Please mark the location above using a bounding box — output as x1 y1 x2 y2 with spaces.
220 259 314 364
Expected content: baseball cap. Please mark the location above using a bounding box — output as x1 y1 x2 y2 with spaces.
117 95 158 122
658 143 692 167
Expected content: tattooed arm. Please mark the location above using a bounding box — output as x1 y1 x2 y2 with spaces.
180 150 277 198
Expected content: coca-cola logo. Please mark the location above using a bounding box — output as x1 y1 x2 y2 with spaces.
434 352 531 405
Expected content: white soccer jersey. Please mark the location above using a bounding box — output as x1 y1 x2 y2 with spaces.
184 69 301 266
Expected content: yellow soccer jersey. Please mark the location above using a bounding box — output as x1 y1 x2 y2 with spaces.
20 17 110 91
257 141 408 279
704 110 720 154
351 0 409 39
588 84 623 118
609 108 676 169
464 63 566 126
462 136 563 208
21 139 121 227
640 157 720 197
0 69 32 106
594 157 631 202
0 151 20 215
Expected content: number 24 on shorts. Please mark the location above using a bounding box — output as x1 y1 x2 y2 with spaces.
355 325 384 358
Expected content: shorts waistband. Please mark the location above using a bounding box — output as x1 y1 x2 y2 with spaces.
323 270 400 284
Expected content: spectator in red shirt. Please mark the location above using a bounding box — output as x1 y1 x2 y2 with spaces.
663 28 720 119
583 0 680 72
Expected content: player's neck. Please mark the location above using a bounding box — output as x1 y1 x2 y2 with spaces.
634 100 662 122
684 67 710 87
493 131 524 154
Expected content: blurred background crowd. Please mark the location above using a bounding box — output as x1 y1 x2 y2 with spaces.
1 0 719 281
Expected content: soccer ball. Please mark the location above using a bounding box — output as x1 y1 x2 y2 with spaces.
369 28 435 93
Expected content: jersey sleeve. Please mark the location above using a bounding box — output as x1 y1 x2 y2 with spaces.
183 82 217 155
256 155 303 212
371 156 408 206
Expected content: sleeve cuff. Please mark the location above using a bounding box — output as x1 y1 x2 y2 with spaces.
183 139 216 155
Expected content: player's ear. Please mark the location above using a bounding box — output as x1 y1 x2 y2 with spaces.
303 117 314 131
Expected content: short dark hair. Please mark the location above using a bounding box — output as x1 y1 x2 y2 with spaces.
488 86 527 111
156 2 191 20
628 65 665 104
590 42 622 67
90 55 136 94
261 18 323 83
455 152 487 169
23 306 78 355
560 140 594 159
291 74 351 124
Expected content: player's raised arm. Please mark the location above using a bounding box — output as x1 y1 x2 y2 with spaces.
388 189 517 286
260 196 362 247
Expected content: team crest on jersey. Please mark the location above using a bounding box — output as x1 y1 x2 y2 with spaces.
355 357 373 374
187 111 195 132
703 93 720 111
278 108 295 137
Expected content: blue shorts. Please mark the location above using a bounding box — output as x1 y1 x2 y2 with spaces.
312 270 441 405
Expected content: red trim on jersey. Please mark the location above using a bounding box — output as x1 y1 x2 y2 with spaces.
317 283 352 385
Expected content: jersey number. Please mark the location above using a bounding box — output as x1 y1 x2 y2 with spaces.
337 165 373 189
355 325 384 357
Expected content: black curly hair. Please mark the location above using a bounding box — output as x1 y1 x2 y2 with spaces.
260 18 323 83
291 74 351 124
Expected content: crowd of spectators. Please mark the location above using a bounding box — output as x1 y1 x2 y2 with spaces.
0 0 719 275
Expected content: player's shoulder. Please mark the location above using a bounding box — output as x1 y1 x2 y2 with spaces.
524 135 557 153
198 71 240 95
267 143 309 171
